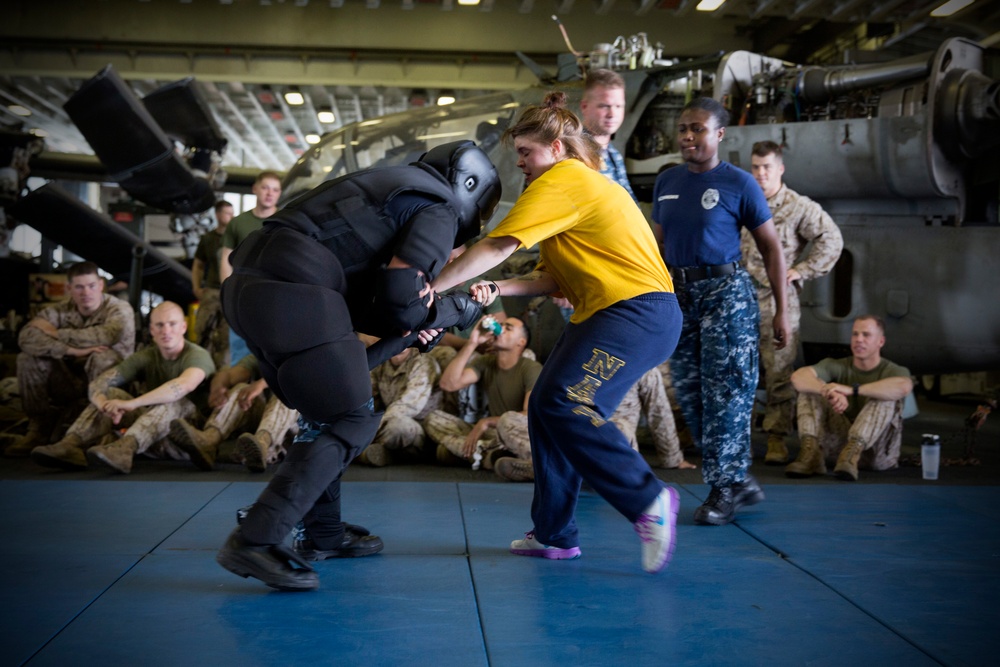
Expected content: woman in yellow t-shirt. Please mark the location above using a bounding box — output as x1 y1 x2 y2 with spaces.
432 93 682 575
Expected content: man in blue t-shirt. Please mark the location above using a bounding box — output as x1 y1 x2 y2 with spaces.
787 315 913 481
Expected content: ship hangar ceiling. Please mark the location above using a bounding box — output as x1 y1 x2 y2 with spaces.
1 0 998 174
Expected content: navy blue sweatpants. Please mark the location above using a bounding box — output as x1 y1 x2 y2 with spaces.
527 293 682 549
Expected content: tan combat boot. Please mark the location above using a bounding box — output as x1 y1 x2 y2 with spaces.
435 444 467 467
5 429 47 458
169 419 220 471
785 435 826 478
87 435 139 474
833 438 865 482
356 441 389 467
495 457 534 482
30 433 87 470
237 431 271 473
764 435 789 465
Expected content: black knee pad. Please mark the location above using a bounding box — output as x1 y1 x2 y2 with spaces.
275 340 371 424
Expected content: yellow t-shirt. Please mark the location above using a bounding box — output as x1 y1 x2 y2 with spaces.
488 159 672 323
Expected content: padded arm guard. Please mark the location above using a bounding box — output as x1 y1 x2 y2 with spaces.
373 266 431 333
364 289 482 369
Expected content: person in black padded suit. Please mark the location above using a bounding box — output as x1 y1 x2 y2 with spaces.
216 141 501 591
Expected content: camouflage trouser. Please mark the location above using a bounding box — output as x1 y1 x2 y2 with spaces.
609 368 684 467
258 397 299 464
797 394 904 471
66 387 198 460
373 414 426 451
672 270 760 486
194 288 230 369
206 383 299 464
758 285 802 437
424 409 531 461
17 348 123 431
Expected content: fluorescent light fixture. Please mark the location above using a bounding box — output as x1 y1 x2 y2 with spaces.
416 131 469 140
283 87 305 105
317 107 335 124
696 0 727 11
930 0 974 17
457 0 480 5
305 133 321 144
8 104 31 116
436 95 456 106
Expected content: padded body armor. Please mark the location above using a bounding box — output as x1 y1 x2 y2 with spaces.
222 163 481 424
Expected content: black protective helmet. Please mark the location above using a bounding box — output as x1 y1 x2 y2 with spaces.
418 140 501 246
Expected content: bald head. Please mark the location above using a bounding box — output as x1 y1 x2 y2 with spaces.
150 301 188 356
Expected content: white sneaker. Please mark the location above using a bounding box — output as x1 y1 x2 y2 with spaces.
510 531 581 560
633 487 680 573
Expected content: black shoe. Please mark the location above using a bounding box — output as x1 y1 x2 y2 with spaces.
293 525 384 561
216 527 319 591
693 486 736 526
732 474 765 509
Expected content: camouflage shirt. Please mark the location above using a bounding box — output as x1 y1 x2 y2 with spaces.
371 351 439 422
740 184 843 290
18 293 135 361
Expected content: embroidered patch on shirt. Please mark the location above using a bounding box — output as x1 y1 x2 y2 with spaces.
701 188 720 210
658 194 679 201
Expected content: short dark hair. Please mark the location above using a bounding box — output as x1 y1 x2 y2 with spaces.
214 200 233 213
856 314 886 335
682 97 729 129
66 261 101 281
752 140 783 159
519 320 532 350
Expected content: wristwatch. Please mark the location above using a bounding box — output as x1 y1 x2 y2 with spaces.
852 383 860 398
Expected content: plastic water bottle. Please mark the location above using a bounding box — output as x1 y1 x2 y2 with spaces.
481 316 502 336
921 433 941 480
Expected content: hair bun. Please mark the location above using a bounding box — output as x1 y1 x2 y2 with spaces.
543 91 568 110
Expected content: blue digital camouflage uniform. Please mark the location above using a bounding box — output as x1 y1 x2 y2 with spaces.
670 271 759 485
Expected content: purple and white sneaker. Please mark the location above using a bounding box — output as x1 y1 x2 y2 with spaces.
634 486 680 573
510 531 581 560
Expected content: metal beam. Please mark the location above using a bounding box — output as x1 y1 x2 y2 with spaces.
635 0 657 18
829 0 869 21
750 0 782 20
867 0 909 22
791 0 826 20
0 41 549 92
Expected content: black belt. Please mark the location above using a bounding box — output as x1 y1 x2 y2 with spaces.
668 261 740 285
